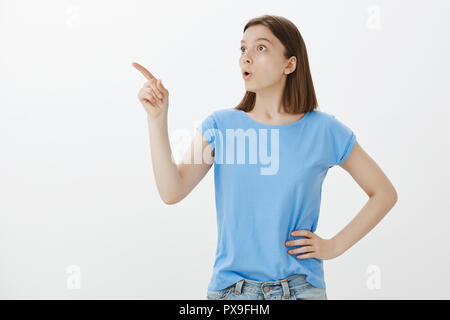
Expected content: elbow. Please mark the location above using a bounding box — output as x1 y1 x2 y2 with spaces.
157 186 182 205
385 187 398 207
372 186 398 207
162 196 180 205
161 193 182 205
159 177 186 205
391 188 398 205
388 180 398 205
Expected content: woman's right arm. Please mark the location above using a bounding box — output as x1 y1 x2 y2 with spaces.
132 62 213 205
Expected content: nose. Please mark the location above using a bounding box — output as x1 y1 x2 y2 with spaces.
241 52 252 64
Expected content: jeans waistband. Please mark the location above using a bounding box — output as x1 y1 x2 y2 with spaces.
241 273 306 285
233 274 307 299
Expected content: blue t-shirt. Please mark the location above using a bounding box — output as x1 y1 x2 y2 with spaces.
196 108 356 291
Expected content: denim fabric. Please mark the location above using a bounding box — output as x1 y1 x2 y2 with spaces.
206 274 327 300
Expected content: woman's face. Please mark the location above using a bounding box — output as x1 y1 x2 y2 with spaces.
239 25 294 92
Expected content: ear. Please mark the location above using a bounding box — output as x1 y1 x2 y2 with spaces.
284 56 297 75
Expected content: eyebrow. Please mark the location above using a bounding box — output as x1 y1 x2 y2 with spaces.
241 37 272 45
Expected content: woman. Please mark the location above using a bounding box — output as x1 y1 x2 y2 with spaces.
132 15 398 300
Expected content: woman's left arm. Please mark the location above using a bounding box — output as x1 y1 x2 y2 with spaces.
331 140 398 258
286 140 398 260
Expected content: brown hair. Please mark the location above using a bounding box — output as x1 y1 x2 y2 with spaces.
234 15 319 114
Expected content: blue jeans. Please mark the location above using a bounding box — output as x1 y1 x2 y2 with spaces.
206 274 327 300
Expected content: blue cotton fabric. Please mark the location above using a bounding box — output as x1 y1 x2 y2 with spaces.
196 108 356 291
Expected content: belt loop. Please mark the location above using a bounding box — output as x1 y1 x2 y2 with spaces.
281 279 290 299
234 279 244 295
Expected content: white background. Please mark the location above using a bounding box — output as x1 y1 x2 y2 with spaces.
1 0 449 299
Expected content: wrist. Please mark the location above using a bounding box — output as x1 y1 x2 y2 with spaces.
330 237 344 258
147 113 167 126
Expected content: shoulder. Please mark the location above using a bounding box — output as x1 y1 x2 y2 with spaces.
308 109 336 122
197 107 239 131
307 109 337 129
308 109 350 128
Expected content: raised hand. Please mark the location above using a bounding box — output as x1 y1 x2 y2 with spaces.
132 62 169 120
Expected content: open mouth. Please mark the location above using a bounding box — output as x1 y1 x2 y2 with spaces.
243 71 252 80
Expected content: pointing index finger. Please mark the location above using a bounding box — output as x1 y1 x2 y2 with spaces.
132 62 155 80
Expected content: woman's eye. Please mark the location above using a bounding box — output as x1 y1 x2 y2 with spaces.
240 45 266 53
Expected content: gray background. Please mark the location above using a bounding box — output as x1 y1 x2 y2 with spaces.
0 0 448 299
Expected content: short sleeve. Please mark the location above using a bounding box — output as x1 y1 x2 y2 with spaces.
196 112 218 151
329 114 356 166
